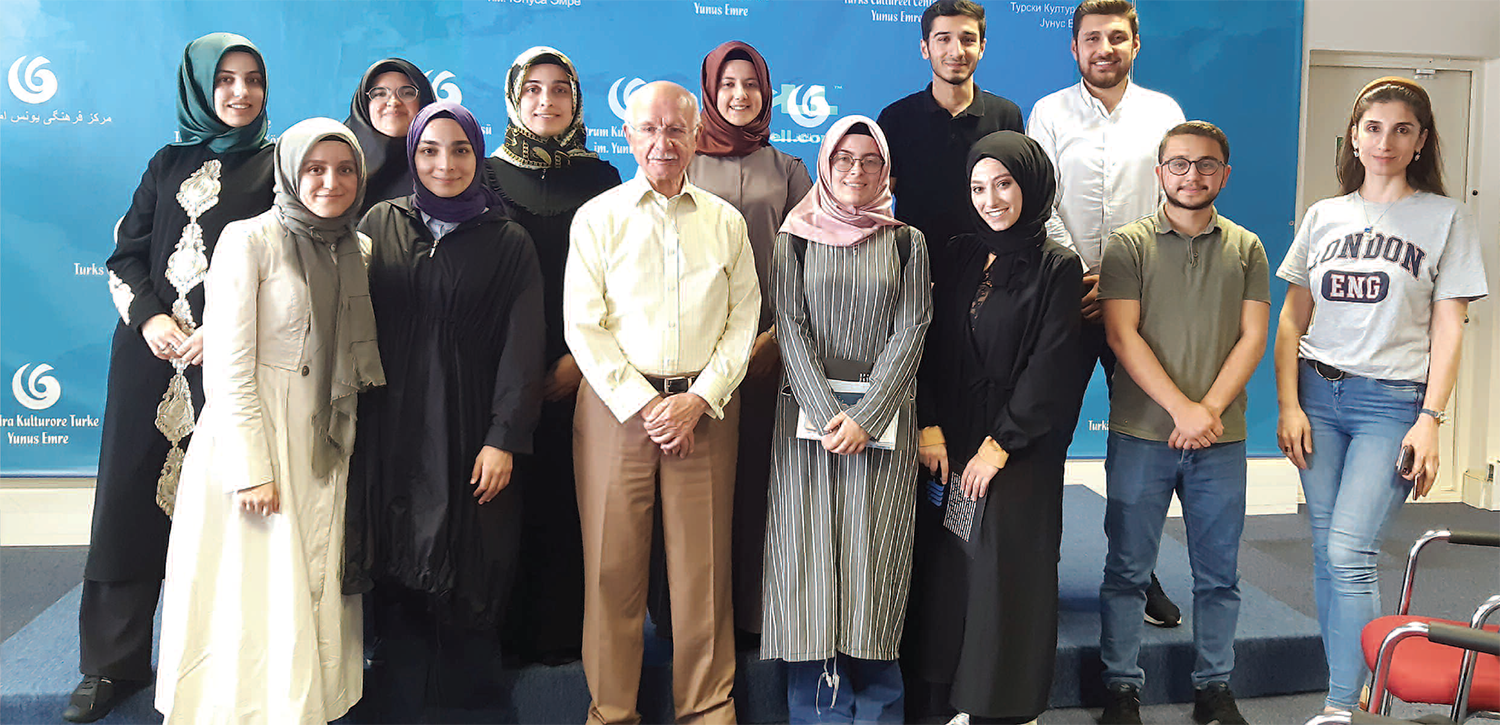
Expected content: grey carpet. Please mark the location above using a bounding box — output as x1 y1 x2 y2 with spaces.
1 545 86 640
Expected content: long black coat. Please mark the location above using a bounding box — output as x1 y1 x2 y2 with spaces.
905 234 1084 720
344 197 544 630
481 156 619 657
89 143 273 582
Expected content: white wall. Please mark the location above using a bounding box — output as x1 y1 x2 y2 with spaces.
1304 0 1500 59
1467 58 1500 506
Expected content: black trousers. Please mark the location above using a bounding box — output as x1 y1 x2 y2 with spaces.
78 578 162 681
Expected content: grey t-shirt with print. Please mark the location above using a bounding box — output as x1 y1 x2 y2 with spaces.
1277 191 1488 383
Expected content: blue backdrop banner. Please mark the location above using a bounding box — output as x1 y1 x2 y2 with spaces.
0 0 1304 476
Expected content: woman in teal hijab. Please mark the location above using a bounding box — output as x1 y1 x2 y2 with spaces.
65 32 278 724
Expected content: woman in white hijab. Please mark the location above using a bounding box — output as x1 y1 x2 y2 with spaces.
155 117 385 725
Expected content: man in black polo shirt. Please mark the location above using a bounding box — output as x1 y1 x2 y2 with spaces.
877 0 1023 259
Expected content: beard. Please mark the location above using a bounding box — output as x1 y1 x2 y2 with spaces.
1165 187 1219 211
1077 56 1131 90
931 57 977 86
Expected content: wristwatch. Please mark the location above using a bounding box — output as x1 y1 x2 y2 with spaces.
1419 407 1448 425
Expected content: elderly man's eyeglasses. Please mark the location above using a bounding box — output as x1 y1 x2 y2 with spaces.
832 153 885 174
1161 157 1225 176
367 86 421 103
629 123 691 141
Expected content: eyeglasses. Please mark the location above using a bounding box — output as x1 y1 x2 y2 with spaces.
628 123 692 141
831 153 885 174
367 85 420 103
1161 157 1225 176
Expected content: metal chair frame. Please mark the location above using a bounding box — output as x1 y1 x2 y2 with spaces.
1368 528 1500 722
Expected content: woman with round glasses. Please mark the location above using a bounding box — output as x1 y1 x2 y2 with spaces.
905 130 1083 725
345 58 436 215
480 46 620 666
674 39 812 647
1275 77 1487 715
68 33 274 724
761 115 931 722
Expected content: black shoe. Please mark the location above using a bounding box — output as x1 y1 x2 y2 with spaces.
1099 682 1143 725
1193 682 1248 725
1144 573 1182 628
61 675 146 723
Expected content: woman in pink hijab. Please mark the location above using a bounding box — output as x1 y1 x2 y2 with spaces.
760 115 932 723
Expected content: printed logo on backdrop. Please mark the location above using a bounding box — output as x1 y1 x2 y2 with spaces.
3 54 114 127
8 56 58 104
495 0 583 7
844 0 924 24
691 1 753 16
12 364 61 411
609 77 648 122
770 83 839 144
4 363 102 449
426 70 462 104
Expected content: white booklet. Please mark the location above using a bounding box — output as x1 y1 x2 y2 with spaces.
795 379 899 451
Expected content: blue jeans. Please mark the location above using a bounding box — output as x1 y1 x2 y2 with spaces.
1100 432 1246 688
1296 363 1422 710
786 655 903 724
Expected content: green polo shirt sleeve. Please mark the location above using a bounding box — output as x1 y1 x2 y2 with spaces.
1098 230 1144 302
1246 237 1271 303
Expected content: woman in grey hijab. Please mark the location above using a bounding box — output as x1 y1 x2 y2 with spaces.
154 117 384 725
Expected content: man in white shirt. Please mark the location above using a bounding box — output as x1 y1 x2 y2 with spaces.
1027 0 1186 629
564 81 759 725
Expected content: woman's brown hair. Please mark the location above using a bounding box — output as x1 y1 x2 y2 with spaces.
1336 76 1446 197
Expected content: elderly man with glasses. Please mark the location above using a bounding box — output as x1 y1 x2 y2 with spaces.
563 80 759 725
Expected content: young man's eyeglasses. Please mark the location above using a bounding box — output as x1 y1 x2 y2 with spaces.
832 153 885 174
1160 157 1225 176
367 86 421 103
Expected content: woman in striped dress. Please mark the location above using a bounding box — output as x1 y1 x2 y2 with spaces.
761 115 932 724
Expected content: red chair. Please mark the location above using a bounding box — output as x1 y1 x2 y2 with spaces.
1304 621 1499 725
1359 529 1500 722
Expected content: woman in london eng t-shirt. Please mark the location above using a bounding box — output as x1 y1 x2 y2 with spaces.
1272 77 1487 715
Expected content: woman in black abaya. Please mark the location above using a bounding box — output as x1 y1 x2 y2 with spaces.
904 131 1086 725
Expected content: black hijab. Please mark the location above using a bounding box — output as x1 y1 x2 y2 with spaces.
965 131 1057 291
345 58 437 214
966 131 1056 257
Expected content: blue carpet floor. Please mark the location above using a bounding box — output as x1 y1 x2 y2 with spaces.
2 486 1331 724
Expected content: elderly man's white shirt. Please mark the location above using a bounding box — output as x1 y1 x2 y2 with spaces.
564 171 760 423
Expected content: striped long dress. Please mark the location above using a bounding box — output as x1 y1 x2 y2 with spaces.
761 225 932 662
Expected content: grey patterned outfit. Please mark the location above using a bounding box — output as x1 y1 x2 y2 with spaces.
761 225 932 662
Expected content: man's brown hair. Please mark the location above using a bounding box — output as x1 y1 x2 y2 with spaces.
1072 0 1138 40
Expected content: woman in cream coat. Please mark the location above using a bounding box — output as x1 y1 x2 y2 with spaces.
155 118 385 725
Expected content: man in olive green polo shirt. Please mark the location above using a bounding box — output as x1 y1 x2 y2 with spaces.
1095 121 1269 725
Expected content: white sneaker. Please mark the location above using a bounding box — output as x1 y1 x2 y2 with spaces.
947 711 1036 725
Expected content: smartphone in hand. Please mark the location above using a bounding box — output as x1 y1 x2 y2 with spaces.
923 471 946 508
1396 445 1415 476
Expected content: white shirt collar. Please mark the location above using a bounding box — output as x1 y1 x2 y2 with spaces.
1075 77 1138 117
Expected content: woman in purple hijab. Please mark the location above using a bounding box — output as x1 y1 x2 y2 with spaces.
345 102 546 719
